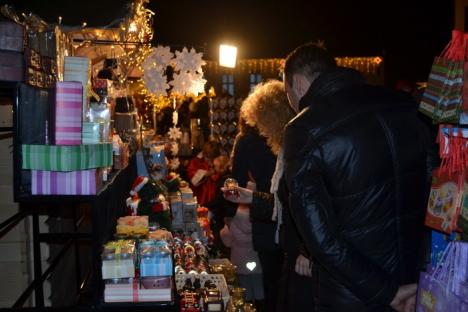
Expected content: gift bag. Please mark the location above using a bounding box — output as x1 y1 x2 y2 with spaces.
420 30 465 123
437 125 468 174
416 242 468 312
425 168 464 234
458 176 468 237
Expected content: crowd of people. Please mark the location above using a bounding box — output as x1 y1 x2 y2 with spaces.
184 42 431 312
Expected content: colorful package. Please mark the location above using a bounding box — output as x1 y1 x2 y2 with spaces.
425 169 464 234
31 169 102 195
22 143 112 171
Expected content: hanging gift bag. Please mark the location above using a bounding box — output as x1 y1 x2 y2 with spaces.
416 242 468 312
458 175 468 237
420 30 465 123
425 168 464 234
437 125 468 175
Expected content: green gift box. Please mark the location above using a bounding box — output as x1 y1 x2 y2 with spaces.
22 143 112 171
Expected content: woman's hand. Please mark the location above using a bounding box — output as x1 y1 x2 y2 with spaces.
221 186 253 204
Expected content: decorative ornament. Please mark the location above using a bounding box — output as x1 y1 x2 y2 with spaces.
168 126 182 141
172 110 179 126
143 67 169 96
188 72 207 95
170 72 193 95
143 45 174 70
174 47 206 72
169 157 180 170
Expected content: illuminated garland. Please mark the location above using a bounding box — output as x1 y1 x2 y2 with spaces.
205 56 383 75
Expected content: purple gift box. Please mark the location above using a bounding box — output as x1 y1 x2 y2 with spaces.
31 169 102 195
54 81 83 145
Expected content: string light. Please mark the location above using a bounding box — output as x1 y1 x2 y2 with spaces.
205 56 383 75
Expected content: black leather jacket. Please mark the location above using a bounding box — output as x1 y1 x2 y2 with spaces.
283 68 430 310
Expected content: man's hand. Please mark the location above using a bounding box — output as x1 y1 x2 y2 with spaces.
221 186 253 204
390 284 417 312
295 254 312 277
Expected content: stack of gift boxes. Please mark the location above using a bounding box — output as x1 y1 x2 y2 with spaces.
169 185 203 236
102 217 173 303
21 56 114 195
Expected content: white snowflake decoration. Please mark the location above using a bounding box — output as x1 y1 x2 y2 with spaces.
188 72 207 95
170 71 193 95
169 157 180 170
174 47 206 72
143 67 169 96
170 142 179 156
168 126 182 141
143 45 174 71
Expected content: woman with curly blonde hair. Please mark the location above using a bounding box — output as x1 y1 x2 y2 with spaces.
240 80 295 155
225 80 315 311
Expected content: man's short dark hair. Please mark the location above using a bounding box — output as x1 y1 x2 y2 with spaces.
283 42 336 87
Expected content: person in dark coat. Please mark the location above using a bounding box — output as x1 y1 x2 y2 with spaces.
281 42 431 311
231 117 282 312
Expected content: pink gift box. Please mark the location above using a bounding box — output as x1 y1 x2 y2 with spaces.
104 279 172 303
31 169 102 195
54 81 83 145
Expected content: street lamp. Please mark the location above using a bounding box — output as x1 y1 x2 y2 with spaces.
219 44 237 68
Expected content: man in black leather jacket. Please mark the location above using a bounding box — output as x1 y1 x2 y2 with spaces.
281 42 431 311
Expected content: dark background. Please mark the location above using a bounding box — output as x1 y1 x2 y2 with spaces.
0 0 455 86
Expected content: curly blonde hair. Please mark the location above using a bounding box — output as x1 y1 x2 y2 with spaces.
240 80 295 155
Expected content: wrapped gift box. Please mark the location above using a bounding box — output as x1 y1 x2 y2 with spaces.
22 143 112 171
82 122 102 144
31 169 102 195
53 81 83 145
64 56 91 118
116 216 149 236
181 188 194 200
0 20 25 52
104 278 172 303
102 240 135 280
0 51 24 81
139 241 173 277
170 199 183 224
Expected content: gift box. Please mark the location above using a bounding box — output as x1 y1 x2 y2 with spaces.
170 199 183 225
0 20 25 52
181 188 194 200
139 241 173 277
116 216 149 236
425 169 464 234
0 51 24 81
22 143 113 171
31 169 102 195
82 122 102 144
64 56 91 118
53 81 83 145
104 278 172 303
102 240 136 280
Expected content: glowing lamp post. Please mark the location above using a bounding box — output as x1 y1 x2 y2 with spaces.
219 44 237 68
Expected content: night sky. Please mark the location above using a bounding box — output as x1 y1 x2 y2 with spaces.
1 0 455 85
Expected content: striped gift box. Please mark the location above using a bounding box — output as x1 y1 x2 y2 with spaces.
64 56 91 119
55 81 82 145
22 143 113 171
31 169 102 195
